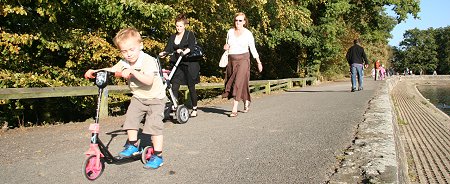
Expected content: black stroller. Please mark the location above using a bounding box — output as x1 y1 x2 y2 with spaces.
156 53 190 124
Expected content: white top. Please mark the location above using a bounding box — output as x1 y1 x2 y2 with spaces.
226 28 259 59
111 51 166 99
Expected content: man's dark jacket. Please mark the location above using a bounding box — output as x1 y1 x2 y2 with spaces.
346 44 369 65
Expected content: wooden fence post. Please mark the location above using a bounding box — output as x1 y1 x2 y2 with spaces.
99 88 109 118
265 82 271 94
288 79 293 89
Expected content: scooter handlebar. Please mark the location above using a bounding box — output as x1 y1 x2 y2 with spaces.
92 70 114 88
94 70 117 77
85 70 117 79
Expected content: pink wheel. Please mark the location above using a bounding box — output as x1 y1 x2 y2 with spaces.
82 155 105 180
141 146 154 164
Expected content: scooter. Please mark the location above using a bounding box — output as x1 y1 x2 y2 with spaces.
157 52 190 124
82 70 154 181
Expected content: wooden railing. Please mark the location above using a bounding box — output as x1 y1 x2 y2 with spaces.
0 77 316 117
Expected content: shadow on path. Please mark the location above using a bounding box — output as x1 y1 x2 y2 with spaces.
199 106 229 116
286 90 350 93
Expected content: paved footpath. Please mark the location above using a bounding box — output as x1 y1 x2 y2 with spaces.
0 79 380 184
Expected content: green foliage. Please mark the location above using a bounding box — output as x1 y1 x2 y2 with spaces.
200 76 224 83
0 0 421 127
393 27 449 75
434 26 450 74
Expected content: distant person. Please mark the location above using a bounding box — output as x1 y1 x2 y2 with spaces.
346 39 369 92
84 28 166 169
222 12 263 117
374 60 381 80
379 65 386 80
388 68 393 77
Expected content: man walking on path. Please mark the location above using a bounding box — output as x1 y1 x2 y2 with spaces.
346 39 369 92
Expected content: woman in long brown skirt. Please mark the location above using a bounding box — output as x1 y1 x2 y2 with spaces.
222 12 263 117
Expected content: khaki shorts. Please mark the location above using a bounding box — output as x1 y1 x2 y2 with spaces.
122 97 166 135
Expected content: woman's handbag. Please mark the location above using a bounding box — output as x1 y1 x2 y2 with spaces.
185 31 204 61
219 51 228 68
219 33 229 68
186 44 204 61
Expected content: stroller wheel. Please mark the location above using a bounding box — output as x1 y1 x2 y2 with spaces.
176 105 189 124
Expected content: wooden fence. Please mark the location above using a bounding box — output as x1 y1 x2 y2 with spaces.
0 77 316 118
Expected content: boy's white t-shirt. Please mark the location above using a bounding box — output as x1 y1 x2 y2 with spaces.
226 28 259 59
112 51 166 99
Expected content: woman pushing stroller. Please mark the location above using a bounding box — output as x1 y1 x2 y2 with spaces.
159 13 200 117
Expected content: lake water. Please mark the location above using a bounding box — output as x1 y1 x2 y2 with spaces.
417 85 450 116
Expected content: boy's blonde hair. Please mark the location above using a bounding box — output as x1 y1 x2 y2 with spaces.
113 28 142 48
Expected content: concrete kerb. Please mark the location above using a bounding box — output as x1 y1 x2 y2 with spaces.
328 76 406 184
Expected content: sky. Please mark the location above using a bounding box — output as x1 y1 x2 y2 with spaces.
388 0 450 47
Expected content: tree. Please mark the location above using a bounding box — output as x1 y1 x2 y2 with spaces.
434 26 450 74
398 28 438 74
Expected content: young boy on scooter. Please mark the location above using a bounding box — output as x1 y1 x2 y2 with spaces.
84 28 166 169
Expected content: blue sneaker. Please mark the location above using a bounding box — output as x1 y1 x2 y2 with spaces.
118 144 139 157
144 155 164 169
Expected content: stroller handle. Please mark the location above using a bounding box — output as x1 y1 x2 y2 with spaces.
159 51 187 58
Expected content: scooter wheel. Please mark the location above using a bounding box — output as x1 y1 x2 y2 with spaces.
82 155 105 181
176 105 189 124
141 146 154 164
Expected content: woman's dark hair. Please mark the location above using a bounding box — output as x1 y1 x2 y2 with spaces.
175 13 189 24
